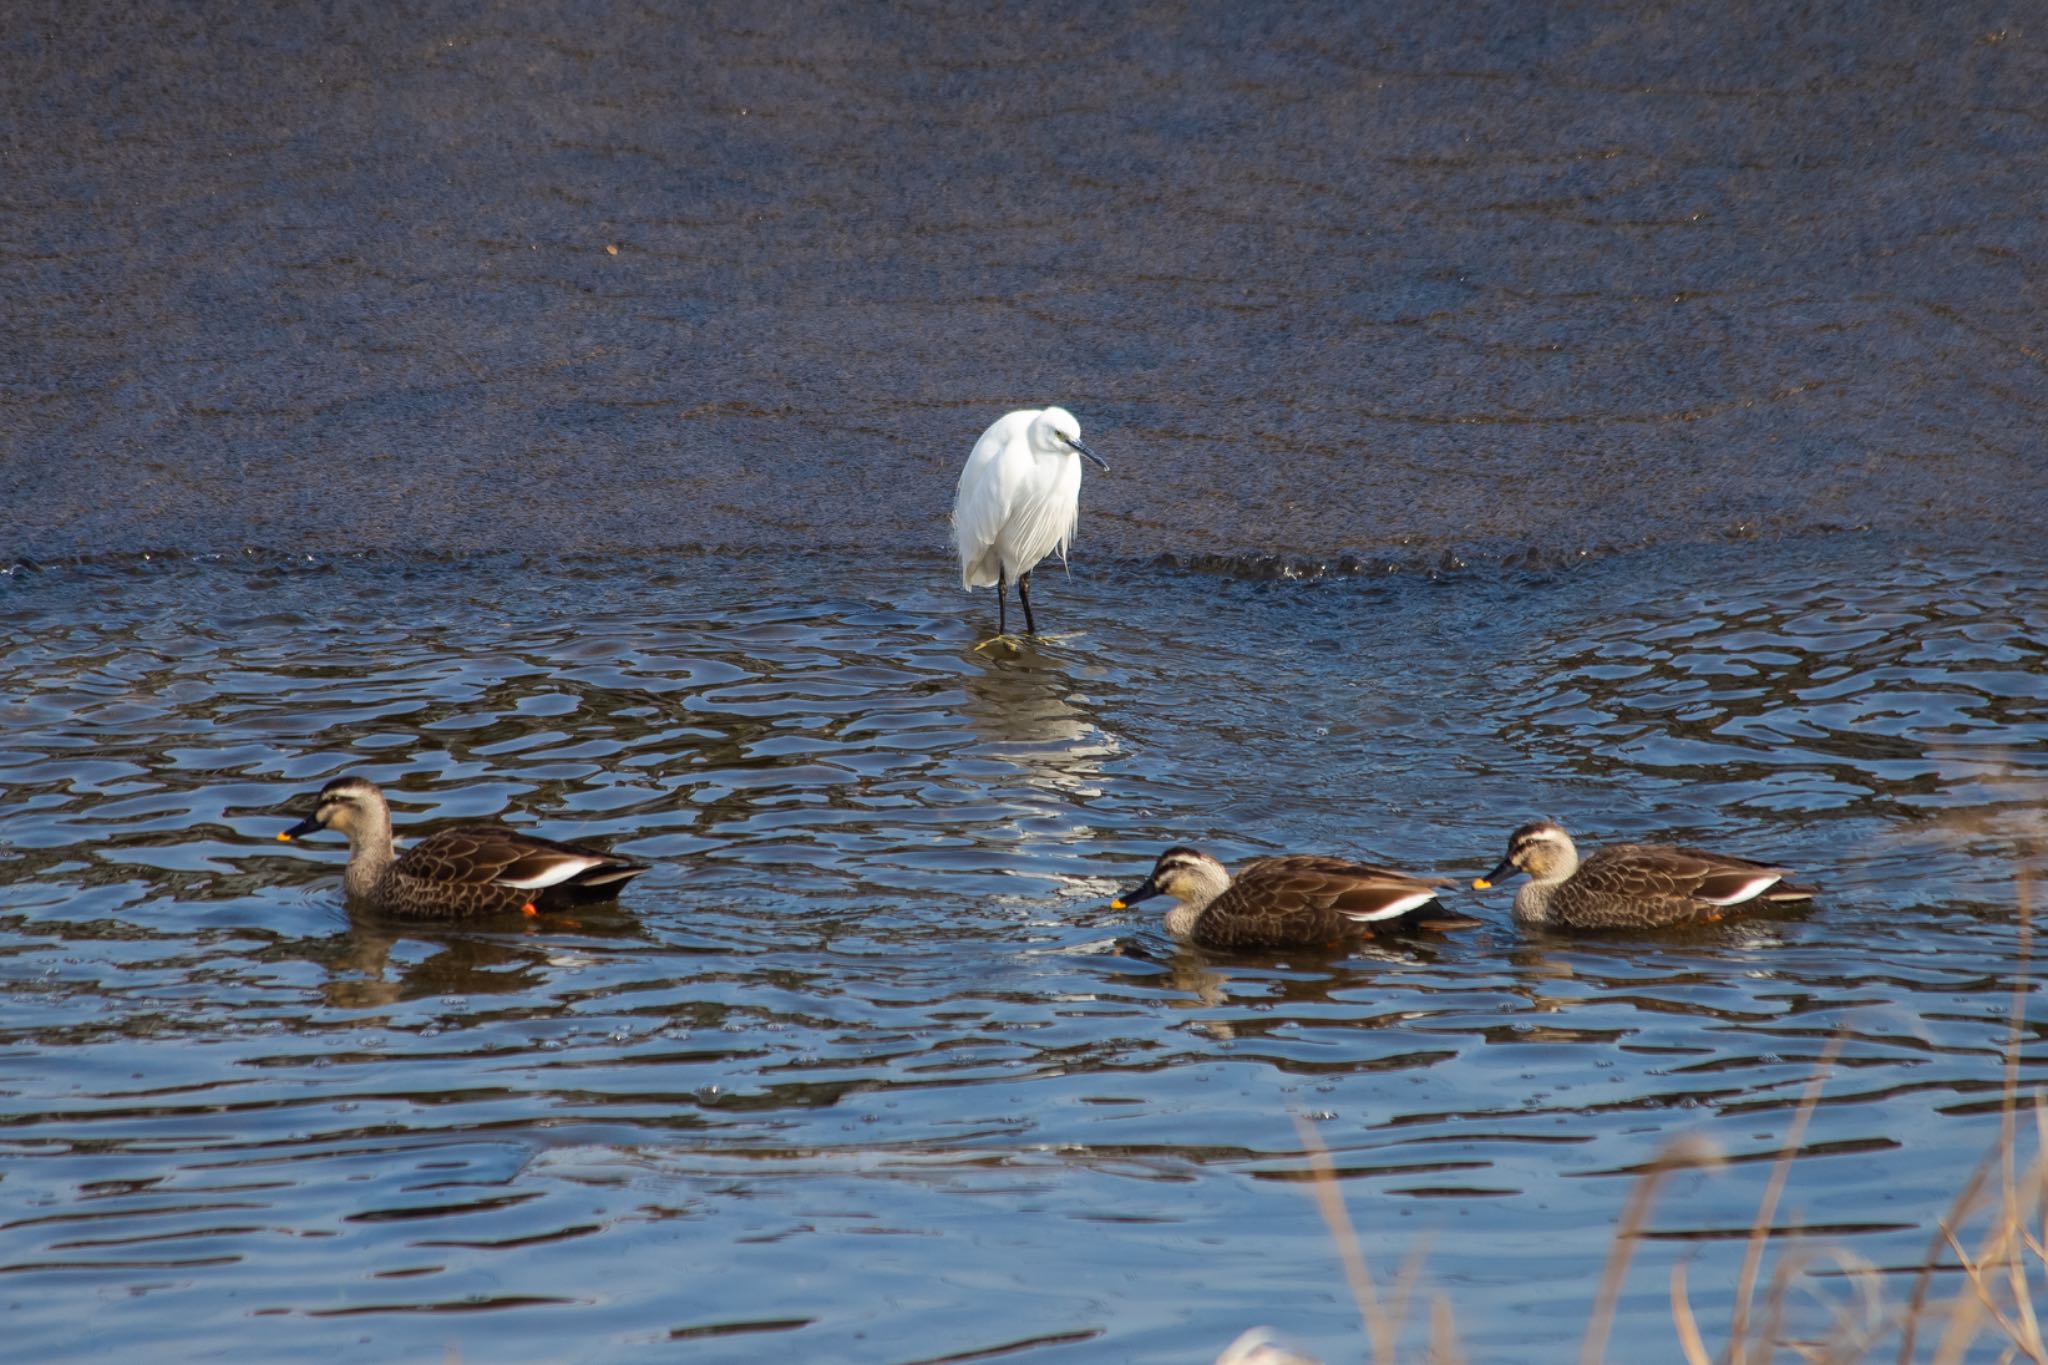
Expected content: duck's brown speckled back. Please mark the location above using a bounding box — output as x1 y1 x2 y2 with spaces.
1547 844 1815 930
362 826 647 919
1191 855 1464 951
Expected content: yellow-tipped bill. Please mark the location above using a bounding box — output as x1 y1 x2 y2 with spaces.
1111 874 1163 912
279 814 324 841
1473 857 1516 891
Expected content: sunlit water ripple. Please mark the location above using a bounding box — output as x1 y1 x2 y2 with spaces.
0 536 2042 1361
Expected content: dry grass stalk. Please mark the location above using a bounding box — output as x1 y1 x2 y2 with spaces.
1673 1259 1712 1365
1753 1248 1802 1362
2033 1102 2048 1268
1389 1239 1437 1360
1431 1292 1463 1365
1291 1111 1398 1364
1247 869 2048 1365
1581 1133 1723 1365
2001 870 2042 1356
1902 1150 1992 1362
1749 1245 1883 1364
1911 865 2042 1365
1288 1112 1464 1364
1724 1034 1847 1365
1928 1114 2048 1364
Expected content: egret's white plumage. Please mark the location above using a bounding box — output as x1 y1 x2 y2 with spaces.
951 405 1108 636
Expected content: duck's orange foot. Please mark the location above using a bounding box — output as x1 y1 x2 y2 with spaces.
521 902 539 917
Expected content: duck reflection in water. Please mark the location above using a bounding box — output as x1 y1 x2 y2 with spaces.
312 908 648 1009
1108 937 1473 1044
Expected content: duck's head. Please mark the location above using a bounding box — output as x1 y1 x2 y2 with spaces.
1474 820 1577 888
1111 845 1230 910
1031 406 1109 471
278 776 388 844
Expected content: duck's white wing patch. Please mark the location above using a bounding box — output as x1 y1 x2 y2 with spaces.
1697 873 1781 906
495 856 608 890
571 865 641 886
1338 888 1439 922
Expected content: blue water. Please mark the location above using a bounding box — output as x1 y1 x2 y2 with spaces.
1 536 2041 1361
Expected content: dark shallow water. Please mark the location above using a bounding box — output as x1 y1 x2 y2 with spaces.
1 536 2043 1361
4 0 2046 564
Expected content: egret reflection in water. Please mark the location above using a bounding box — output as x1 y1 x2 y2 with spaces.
958 643 1122 797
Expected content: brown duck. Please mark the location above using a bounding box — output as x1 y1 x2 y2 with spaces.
1110 845 1474 951
278 776 649 918
1474 820 1816 930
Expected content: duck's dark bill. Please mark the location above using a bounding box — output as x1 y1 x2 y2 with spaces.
277 816 323 841
1473 858 1516 890
1110 876 1161 911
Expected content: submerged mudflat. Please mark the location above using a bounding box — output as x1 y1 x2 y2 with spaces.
4 3 2044 566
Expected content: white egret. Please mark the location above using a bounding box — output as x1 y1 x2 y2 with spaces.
950 405 1109 638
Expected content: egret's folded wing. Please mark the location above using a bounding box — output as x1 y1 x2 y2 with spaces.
998 457 1083 572
951 428 1021 583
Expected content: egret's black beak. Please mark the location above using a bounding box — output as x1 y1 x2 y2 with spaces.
1068 436 1109 473
1472 858 1517 891
277 814 323 843
1109 876 1161 911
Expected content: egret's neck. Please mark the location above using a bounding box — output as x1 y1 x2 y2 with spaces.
1161 863 1233 941
341 806 397 902
1027 448 1081 488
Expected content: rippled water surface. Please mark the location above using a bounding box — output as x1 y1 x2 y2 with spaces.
2 537 2043 1361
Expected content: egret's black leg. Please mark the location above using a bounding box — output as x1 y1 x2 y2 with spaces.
1018 571 1037 635
996 568 1009 636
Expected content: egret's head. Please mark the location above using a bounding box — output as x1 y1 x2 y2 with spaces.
278 775 388 843
1033 406 1109 472
1473 820 1576 889
1111 845 1230 910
